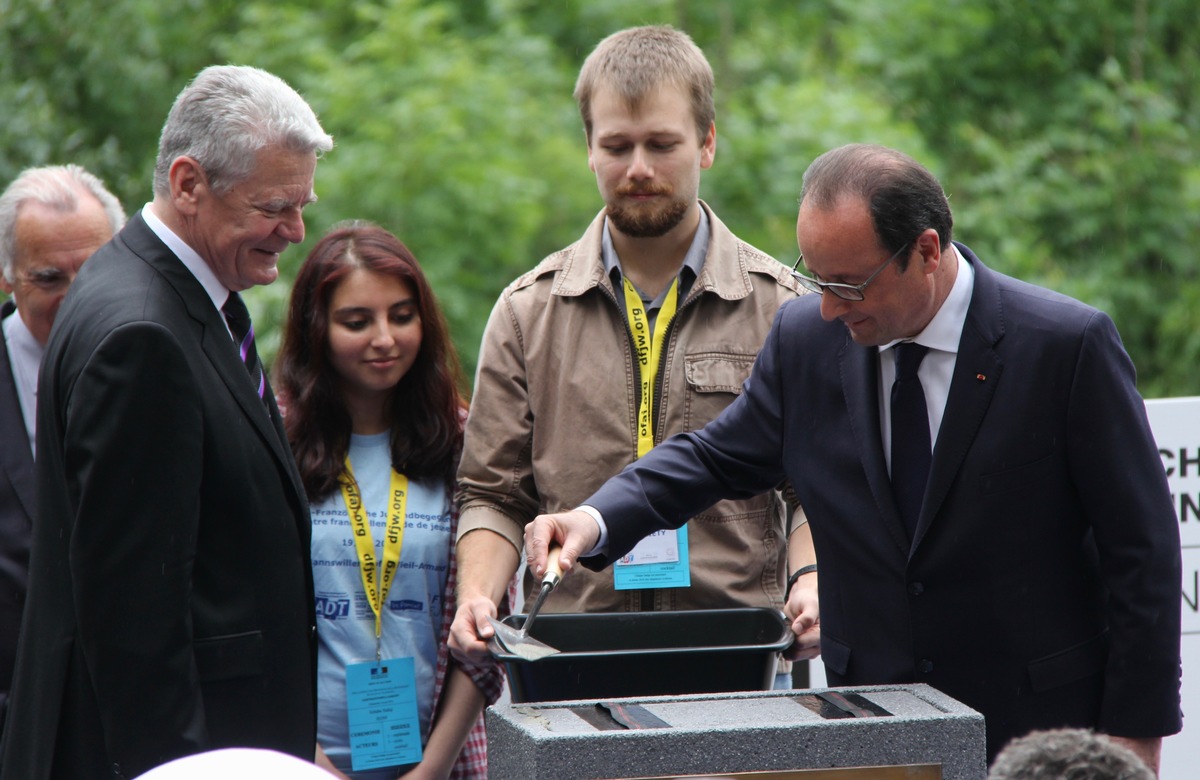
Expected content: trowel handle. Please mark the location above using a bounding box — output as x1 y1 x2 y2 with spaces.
542 543 563 590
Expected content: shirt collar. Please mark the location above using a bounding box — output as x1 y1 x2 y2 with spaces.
3 306 41 362
3 308 43 455
602 207 710 303
879 243 974 355
141 203 232 311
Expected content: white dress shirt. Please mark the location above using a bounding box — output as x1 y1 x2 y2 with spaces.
3 311 43 456
877 245 974 474
141 204 237 328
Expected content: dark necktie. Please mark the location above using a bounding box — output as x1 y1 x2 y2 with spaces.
222 292 266 401
891 342 931 541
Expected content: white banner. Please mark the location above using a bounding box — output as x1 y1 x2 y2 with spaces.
1146 396 1199 780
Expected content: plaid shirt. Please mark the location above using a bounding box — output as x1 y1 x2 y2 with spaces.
433 485 508 778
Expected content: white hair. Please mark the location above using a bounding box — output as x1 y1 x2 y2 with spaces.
988 729 1154 780
0 164 126 282
152 64 334 197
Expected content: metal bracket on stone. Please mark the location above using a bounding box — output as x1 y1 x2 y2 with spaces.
793 690 893 719
571 702 672 731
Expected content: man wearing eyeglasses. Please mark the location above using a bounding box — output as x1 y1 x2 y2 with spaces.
0 165 125 737
525 143 1182 774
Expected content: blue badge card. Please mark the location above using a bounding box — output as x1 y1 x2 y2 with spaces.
346 657 422 771
614 525 691 590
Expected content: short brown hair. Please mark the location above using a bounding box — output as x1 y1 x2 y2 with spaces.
800 143 954 269
574 25 715 144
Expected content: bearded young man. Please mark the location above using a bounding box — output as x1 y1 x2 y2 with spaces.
449 25 818 685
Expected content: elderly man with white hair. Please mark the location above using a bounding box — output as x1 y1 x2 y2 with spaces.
0 163 124 738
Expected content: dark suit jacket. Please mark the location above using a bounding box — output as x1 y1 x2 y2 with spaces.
586 244 1182 759
0 301 36 736
0 213 317 779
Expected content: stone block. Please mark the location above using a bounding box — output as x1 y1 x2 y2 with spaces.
486 684 986 779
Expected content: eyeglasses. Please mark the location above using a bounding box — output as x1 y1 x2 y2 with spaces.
791 241 912 301
18 268 74 292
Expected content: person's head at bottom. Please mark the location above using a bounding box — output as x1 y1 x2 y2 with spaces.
135 748 332 779
988 728 1154 780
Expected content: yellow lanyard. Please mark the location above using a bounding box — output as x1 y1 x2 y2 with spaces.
622 276 679 458
340 457 408 655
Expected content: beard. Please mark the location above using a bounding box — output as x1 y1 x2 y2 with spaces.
606 184 690 238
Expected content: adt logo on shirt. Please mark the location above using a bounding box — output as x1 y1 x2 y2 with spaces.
316 595 352 619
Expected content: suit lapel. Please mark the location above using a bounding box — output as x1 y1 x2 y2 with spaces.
840 336 913 556
123 214 308 511
201 322 292 458
0 306 36 520
911 245 1004 549
261 375 307 500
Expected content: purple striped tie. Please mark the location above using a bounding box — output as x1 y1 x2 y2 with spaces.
222 292 266 400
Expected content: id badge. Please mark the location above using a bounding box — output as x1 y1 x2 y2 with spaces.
614 526 691 590
346 657 422 771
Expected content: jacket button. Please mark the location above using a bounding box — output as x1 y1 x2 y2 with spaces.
908 582 924 596
917 659 934 674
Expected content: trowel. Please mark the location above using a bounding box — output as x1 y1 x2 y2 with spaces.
486 544 564 661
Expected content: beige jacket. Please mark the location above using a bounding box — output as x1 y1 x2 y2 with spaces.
457 203 804 619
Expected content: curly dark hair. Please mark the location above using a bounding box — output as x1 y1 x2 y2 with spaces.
274 220 466 501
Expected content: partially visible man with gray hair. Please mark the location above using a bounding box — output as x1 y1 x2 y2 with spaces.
0 65 332 780
988 729 1155 780
0 163 124 739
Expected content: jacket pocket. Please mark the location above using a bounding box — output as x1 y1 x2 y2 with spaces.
684 352 756 394
683 352 756 431
820 632 851 677
194 630 265 682
1027 629 1109 693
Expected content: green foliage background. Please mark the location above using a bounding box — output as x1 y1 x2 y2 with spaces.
2 0 1197 396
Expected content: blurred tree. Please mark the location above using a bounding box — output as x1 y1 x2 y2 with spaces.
0 0 244 207
1 0 1195 395
216 0 600 374
820 0 1200 396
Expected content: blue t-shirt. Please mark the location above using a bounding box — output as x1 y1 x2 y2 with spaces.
311 432 452 778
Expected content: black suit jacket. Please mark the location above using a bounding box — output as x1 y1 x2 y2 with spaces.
0 213 317 779
0 301 36 736
587 245 1182 759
